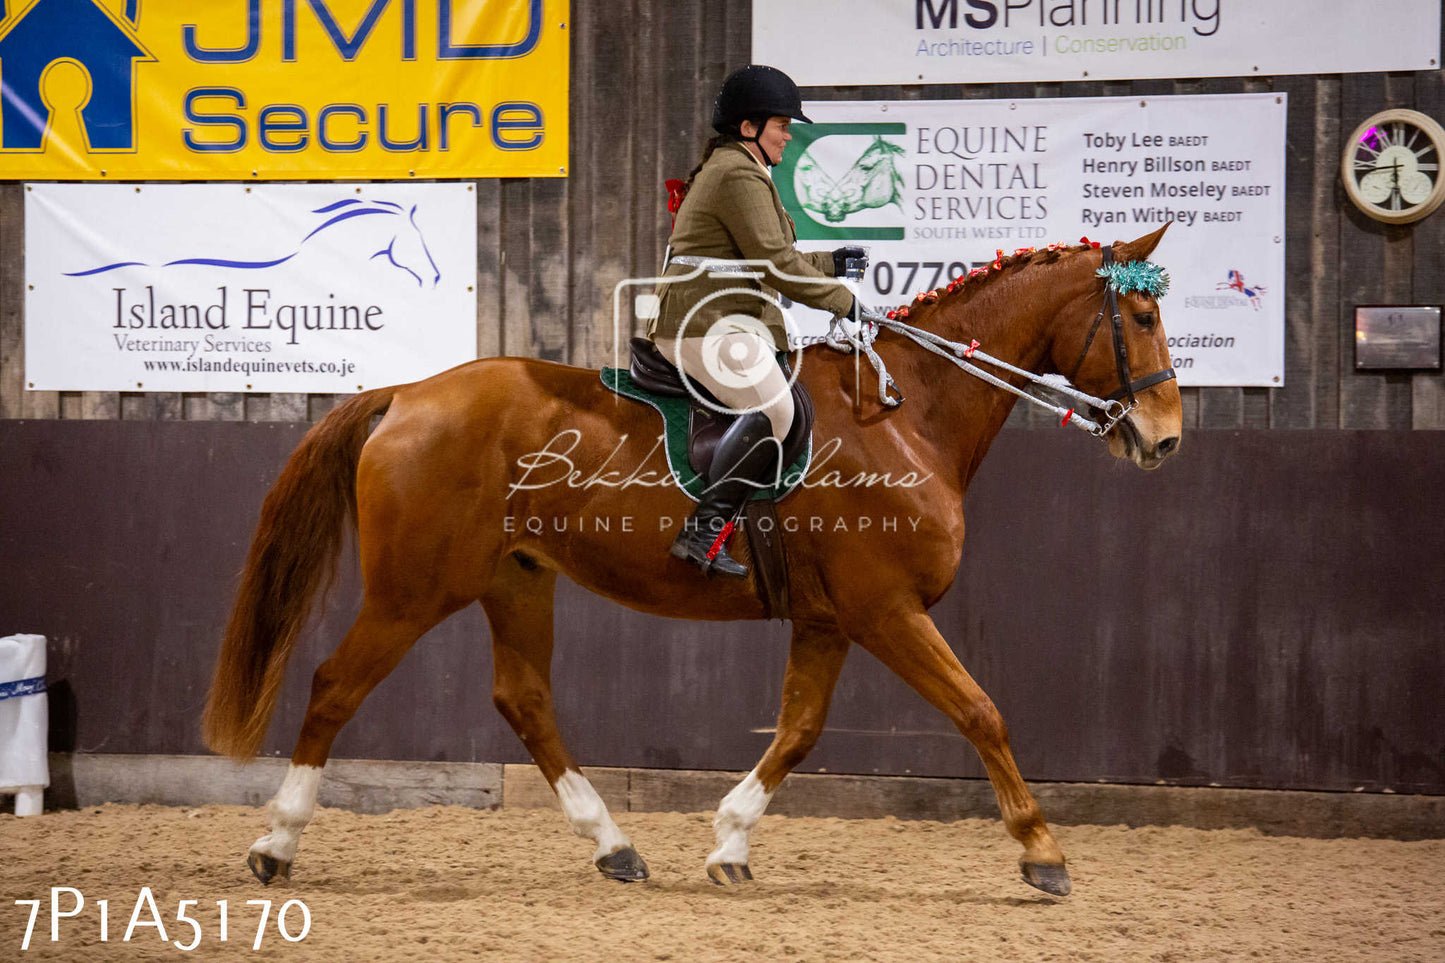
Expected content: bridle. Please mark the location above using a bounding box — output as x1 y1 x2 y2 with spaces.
828 245 1177 439
1063 245 1178 408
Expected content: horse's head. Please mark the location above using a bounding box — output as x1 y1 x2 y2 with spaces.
370 204 441 288
797 137 907 222
795 152 838 218
1048 224 1182 469
307 199 441 287
829 137 906 218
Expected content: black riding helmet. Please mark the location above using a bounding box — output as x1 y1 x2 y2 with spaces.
712 65 811 165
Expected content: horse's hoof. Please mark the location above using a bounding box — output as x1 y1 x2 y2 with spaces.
707 862 754 885
1020 860 1071 896
247 852 291 886
595 846 649 882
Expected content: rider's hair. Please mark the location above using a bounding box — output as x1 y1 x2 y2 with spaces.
683 115 771 194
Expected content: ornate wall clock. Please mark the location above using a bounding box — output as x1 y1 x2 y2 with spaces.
1342 109 1445 224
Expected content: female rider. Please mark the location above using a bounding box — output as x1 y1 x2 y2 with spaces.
650 64 865 578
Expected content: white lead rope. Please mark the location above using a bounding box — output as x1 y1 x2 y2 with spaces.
826 309 1132 437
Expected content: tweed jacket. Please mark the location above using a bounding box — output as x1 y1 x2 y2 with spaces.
648 142 854 350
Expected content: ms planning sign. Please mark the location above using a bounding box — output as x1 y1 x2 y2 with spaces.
754 0 1439 85
0 0 569 178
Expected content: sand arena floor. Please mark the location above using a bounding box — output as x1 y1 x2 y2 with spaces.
2 803 1442 961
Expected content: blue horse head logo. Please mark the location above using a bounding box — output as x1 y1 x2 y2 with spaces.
66 197 443 287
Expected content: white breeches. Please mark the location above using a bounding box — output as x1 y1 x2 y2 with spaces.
655 322 794 442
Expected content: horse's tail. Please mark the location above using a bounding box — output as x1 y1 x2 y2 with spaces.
202 387 396 760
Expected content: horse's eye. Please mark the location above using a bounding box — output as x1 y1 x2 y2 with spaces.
1134 311 1156 329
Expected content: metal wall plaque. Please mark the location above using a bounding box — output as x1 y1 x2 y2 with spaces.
1354 306 1442 370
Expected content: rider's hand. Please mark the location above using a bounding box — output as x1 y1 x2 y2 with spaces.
832 296 864 341
832 246 868 278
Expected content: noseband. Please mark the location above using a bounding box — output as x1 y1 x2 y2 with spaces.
1065 246 1178 408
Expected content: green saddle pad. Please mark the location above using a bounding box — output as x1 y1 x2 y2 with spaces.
599 363 811 503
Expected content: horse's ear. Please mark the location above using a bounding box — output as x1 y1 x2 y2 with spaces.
1116 222 1170 262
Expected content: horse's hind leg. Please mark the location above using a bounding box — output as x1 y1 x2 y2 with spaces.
852 608 1071 896
247 601 449 884
482 553 647 882
707 619 850 885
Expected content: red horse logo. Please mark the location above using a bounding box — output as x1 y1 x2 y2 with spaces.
1217 269 1265 309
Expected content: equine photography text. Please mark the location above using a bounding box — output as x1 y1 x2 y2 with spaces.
503 514 927 535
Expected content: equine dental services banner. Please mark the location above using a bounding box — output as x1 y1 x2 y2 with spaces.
24 183 477 392
779 94 1285 387
0 0 568 179
755 0 1440 85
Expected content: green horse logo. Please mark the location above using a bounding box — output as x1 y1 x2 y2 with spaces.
797 136 906 223
776 122 906 241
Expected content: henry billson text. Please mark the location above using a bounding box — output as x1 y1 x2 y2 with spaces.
112 285 384 346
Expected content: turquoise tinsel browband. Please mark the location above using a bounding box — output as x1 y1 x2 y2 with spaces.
1096 260 1170 298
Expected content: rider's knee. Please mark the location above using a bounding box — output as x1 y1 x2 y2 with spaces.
763 393 794 441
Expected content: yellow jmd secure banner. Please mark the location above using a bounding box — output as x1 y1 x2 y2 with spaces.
0 0 568 178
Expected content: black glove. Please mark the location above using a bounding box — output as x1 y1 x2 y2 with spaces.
832 246 868 278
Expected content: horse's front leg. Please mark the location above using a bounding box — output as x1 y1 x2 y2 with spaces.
849 607 1071 896
482 554 647 882
707 619 850 884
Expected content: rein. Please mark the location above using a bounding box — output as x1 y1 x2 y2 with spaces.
833 245 1176 438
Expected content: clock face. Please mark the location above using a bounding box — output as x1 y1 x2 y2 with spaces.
1343 110 1445 224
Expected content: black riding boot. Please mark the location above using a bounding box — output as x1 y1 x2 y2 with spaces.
671 411 780 578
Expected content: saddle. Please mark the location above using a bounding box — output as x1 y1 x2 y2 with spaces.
627 337 812 620
627 337 814 481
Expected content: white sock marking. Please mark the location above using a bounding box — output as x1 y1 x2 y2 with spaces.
554 770 631 862
250 764 322 865
708 769 774 868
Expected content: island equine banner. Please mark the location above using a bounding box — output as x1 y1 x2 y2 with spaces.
776 94 1286 387
0 0 568 179
755 0 1439 85
25 183 477 391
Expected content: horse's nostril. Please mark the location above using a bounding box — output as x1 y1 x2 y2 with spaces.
1155 436 1179 456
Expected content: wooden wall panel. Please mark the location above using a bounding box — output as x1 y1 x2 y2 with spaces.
0 5 1441 431
499 177 532 358
1311 76 1345 430
5 419 1441 794
1411 65 1445 428
528 177 570 362
1275 75 1318 428
566 1 600 368
475 180 504 359
627 0 663 344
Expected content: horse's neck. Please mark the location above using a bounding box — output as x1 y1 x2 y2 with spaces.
879 273 1073 489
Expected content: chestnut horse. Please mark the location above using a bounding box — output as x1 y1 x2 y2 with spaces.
203 225 1181 897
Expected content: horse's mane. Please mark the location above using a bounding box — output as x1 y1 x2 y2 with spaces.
883 239 1102 323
